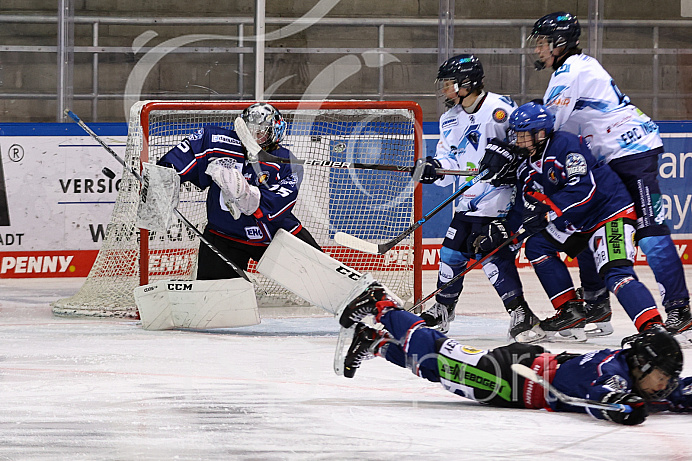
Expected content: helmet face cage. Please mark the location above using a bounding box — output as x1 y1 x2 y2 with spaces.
624 325 683 400
240 103 287 148
528 12 581 51
435 54 484 107
508 102 554 156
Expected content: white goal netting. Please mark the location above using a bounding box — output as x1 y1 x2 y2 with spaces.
52 100 423 318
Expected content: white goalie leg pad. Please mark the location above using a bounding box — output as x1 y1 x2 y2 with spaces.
134 279 260 330
136 162 180 232
206 158 260 217
257 229 402 315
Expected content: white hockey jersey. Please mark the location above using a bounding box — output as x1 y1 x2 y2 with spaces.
543 54 663 164
434 92 517 217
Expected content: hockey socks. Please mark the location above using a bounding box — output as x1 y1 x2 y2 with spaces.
639 235 689 309
605 266 663 331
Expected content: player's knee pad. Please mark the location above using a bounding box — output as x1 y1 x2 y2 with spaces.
604 266 638 295
524 234 558 265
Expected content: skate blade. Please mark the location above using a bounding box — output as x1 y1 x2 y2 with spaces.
333 325 356 376
510 325 547 344
545 328 587 343
585 321 614 337
673 329 692 349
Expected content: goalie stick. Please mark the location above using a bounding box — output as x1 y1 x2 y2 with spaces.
64 109 252 283
233 116 475 177
335 169 490 255
511 364 633 413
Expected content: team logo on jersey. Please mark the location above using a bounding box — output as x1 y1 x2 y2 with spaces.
189 128 204 141
461 345 483 354
492 108 508 123
565 153 587 177
603 375 629 392
257 171 270 184
547 168 559 184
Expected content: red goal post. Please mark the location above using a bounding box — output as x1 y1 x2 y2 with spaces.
53 100 423 318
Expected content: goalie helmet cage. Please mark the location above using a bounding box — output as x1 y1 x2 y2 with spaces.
52 100 423 318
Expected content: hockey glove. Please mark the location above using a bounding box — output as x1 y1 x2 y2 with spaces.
417 157 444 184
479 138 519 186
600 392 648 425
472 219 510 254
522 193 551 235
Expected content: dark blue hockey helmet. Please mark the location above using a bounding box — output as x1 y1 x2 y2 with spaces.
436 54 485 107
623 324 682 400
240 102 286 149
508 102 555 158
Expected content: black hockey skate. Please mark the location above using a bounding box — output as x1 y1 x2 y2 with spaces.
540 299 587 342
664 303 692 348
506 297 546 343
338 282 399 328
420 302 456 334
343 323 391 378
577 288 614 337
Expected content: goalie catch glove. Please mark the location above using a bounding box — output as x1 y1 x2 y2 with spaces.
522 193 551 235
472 219 510 254
600 392 648 425
479 138 519 186
416 157 444 184
206 158 260 220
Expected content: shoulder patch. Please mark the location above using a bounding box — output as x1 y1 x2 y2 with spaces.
492 108 508 123
603 374 629 392
565 152 587 177
189 128 204 141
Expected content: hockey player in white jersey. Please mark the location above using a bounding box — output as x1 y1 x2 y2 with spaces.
529 12 691 341
417 54 544 343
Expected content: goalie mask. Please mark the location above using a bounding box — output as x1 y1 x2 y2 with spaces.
528 12 581 70
240 103 287 149
623 325 682 400
435 54 484 108
508 102 555 160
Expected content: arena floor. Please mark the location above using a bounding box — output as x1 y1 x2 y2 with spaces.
1 266 691 460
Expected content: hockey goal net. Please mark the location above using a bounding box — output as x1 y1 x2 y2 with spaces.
52 100 423 318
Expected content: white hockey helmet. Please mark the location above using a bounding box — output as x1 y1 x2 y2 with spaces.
240 103 287 149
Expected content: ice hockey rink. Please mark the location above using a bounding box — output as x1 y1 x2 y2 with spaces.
2 266 692 460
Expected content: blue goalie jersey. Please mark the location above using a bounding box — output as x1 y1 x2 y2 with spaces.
158 125 305 245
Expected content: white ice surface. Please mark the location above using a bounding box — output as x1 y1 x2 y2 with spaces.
1 267 692 460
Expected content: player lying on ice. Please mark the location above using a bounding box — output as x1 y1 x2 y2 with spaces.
338 282 691 425
477 102 669 342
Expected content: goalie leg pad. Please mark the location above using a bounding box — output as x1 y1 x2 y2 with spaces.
257 229 402 315
136 162 180 232
134 279 260 330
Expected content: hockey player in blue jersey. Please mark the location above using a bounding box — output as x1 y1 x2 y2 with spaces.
528 11 691 341
416 54 543 343
480 102 666 341
337 283 689 425
157 102 320 279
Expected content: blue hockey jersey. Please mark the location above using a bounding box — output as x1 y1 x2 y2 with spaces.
551 349 692 421
517 130 636 242
158 125 305 245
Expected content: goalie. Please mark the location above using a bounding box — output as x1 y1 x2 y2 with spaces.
337 282 691 425
156 102 320 279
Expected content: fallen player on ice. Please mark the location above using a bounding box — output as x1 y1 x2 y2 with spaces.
338 282 692 425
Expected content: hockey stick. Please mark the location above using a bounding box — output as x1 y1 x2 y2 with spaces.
64 109 252 283
233 116 475 177
335 169 491 255
409 227 528 312
511 364 633 413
